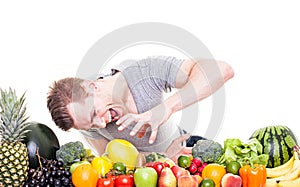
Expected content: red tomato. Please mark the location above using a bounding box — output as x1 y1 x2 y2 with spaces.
114 174 134 187
97 177 114 187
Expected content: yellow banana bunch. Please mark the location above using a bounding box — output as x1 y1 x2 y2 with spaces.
266 153 295 178
265 150 300 187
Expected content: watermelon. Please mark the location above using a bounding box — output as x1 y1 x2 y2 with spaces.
250 125 299 168
23 122 60 169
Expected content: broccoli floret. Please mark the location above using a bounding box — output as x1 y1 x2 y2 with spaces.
192 139 223 163
56 141 86 166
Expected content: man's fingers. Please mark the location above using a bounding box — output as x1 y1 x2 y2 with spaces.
117 116 136 131
173 133 191 144
116 114 130 125
182 147 192 154
149 128 158 144
129 121 144 136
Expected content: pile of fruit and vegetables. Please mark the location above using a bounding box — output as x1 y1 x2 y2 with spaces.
1 88 300 187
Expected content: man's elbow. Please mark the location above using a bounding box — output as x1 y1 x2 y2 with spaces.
218 61 234 82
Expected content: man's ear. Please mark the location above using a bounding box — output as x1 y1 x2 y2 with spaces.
81 80 101 93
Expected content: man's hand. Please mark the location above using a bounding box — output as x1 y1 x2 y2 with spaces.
163 134 192 162
116 103 171 144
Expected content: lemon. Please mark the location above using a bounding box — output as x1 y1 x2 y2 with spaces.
105 139 139 169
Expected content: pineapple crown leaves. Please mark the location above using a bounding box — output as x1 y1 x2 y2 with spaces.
0 87 31 142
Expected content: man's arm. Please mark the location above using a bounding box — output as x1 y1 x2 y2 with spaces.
117 59 234 144
165 59 234 116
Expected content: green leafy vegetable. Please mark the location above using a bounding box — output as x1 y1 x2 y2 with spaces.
218 138 269 167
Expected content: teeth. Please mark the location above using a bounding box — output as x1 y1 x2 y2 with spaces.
108 111 112 122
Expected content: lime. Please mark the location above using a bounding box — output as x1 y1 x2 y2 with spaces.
226 161 241 175
177 155 191 168
200 178 215 187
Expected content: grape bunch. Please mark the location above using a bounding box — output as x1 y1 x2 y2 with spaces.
188 157 208 176
24 158 74 187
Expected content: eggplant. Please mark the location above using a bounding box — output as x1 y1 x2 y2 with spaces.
22 122 60 168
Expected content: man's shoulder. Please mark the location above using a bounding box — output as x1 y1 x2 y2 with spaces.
113 59 138 71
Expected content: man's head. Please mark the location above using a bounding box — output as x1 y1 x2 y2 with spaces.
47 77 88 131
47 76 124 131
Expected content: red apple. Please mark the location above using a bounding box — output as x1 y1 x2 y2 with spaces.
221 173 242 187
177 175 198 187
171 165 190 181
146 161 167 176
158 167 176 187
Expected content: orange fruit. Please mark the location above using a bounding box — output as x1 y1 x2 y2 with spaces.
72 163 98 187
202 163 226 187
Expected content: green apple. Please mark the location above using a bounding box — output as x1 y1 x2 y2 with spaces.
69 160 90 173
134 167 158 187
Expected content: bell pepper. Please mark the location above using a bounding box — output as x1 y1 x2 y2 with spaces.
239 164 266 187
91 156 113 177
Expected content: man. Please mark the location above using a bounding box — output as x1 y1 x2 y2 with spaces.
47 56 234 160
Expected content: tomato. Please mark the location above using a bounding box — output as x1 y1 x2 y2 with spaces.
97 177 114 187
115 174 134 187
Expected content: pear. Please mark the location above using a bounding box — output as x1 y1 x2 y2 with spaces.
158 167 177 187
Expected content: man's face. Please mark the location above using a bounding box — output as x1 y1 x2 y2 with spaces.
68 93 123 130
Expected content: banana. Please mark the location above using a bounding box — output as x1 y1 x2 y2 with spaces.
264 178 279 187
265 177 300 187
266 151 300 184
275 177 300 187
266 153 295 178
264 149 300 187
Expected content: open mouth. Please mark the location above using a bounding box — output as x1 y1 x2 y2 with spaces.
109 108 119 122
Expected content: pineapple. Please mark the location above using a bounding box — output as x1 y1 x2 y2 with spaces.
0 88 30 187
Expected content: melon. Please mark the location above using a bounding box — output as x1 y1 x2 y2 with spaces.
250 125 299 168
23 122 60 168
105 139 139 169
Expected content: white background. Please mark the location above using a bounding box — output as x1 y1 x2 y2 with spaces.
1 1 299 149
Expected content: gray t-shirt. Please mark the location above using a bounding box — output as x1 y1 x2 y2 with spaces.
80 56 185 152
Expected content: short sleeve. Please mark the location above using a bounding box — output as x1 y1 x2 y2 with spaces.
147 56 184 89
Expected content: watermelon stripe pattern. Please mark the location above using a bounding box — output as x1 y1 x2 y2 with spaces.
250 125 298 168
